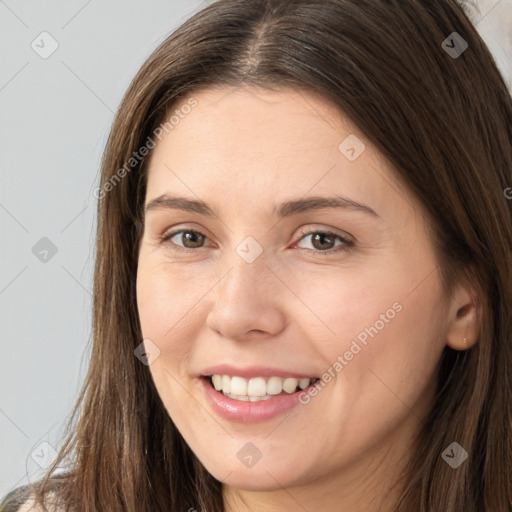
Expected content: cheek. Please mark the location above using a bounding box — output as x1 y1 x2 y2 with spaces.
286 255 446 409
323 268 445 430
278 258 405 355
135 259 208 408
136 258 206 345
136 262 205 424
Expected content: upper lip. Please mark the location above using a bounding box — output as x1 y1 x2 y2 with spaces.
200 365 318 379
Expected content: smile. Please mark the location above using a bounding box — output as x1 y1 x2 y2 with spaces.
210 374 318 402
198 369 321 423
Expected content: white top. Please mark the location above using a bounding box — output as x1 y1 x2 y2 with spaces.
0 487 59 512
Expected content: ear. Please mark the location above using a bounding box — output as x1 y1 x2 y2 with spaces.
445 283 480 351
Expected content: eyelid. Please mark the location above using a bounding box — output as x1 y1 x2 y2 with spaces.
295 225 354 243
160 222 214 241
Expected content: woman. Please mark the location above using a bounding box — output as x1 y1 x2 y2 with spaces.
2 0 511 510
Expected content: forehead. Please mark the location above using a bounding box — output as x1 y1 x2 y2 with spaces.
144 86 415 224
157 86 352 156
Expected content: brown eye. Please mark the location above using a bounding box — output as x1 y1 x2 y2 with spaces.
161 228 353 256
181 231 206 248
310 232 336 250
162 229 208 250
295 230 354 255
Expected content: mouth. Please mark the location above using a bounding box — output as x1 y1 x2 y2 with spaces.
197 366 323 422
203 374 321 402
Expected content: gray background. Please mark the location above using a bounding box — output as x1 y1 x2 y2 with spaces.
0 0 207 497
1 0 511 499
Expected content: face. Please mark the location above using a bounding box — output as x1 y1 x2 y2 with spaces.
136 86 451 495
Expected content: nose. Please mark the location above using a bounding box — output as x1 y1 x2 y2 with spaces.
205 249 287 341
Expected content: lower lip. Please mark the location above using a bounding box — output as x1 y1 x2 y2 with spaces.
199 377 310 423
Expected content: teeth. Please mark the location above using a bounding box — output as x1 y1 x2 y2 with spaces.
267 376 283 395
230 376 247 396
282 378 299 394
299 378 310 389
212 374 222 391
210 374 314 401
247 377 267 397
222 375 231 393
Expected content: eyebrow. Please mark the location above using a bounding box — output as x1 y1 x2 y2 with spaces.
145 194 380 219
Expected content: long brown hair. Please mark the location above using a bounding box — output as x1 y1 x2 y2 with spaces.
8 0 512 510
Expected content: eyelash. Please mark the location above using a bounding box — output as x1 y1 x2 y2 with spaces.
160 228 354 256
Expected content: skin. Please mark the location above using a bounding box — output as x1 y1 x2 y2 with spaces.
136 86 479 512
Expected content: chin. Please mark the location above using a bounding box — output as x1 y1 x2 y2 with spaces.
198 450 315 492
219 469 294 492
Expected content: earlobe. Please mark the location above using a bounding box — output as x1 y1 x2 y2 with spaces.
445 287 481 351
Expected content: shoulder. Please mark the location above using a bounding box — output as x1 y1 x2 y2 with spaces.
1 485 59 512
1 484 32 512
16 496 48 512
